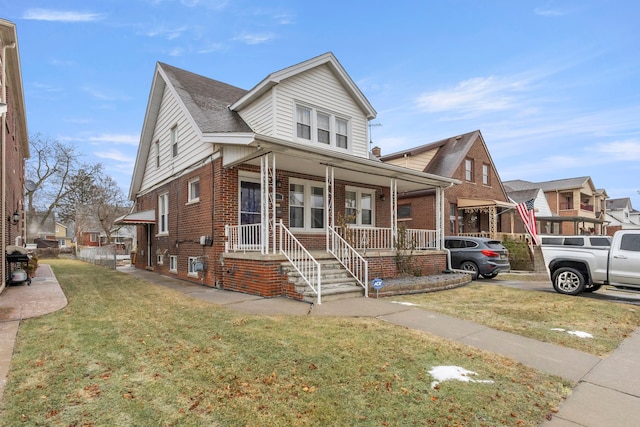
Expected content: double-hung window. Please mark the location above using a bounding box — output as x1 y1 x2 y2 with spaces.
482 163 490 185
188 178 200 203
171 125 179 158
158 193 169 235
465 158 474 182
295 104 350 150
345 187 374 226
289 180 325 230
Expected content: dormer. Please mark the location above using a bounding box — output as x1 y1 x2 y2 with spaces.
229 52 376 159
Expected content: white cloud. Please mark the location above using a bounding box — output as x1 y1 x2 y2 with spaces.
94 149 136 164
146 25 189 40
416 75 530 115
591 140 640 161
89 134 140 146
23 8 105 22
82 86 130 102
233 33 274 45
534 8 567 16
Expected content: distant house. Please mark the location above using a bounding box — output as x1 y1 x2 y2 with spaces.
506 187 552 235
605 198 640 236
121 53 460 303
378 130 516 239
503 177 607 235
1 19 29 291
55 222 73 248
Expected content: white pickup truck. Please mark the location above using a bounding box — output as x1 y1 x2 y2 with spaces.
540 230 640 295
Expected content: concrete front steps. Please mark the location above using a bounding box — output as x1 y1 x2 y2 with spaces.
282 254 365 304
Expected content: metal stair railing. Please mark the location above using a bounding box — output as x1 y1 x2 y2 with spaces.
327 226 368 297
278 221 323 304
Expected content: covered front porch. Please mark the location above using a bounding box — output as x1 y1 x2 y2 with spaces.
218 136 460 303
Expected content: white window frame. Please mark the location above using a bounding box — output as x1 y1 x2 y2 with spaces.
169 255 178 273
188 256 198 277
171 125 179 158
155 140 160 168
465 158 474 182
188 178 200 203
156 254 164 265
289 179 325 231
344 186 375 227
294 103 350 151
482 163 489 185
158 193 169 235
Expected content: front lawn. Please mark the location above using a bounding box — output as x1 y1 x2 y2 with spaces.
0 259 571 426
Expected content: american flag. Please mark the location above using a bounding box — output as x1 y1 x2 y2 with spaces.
517 200 538 245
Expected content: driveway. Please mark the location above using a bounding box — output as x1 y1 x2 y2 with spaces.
492 276 640 306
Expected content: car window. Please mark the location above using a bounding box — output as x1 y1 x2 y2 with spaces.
445 239 459 249
464 240 478 248
541 237 563 245
620 235 640 252
485 241 504 249
563 238 584 246
589 237 611 247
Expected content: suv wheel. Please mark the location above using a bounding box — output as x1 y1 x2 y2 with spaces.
460 261 479 280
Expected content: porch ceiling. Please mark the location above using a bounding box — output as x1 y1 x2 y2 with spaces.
226 136 460 193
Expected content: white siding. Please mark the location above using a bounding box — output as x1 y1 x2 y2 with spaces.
239 64 370 159
383 150 437 171
534 189 553 217
140 87 212 191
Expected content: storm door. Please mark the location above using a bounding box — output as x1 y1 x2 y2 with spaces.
240 180 262 249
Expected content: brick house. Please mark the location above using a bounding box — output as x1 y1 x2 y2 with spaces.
121 53 460 303
504 177 608 235
1 19 29 292
378 130 516 239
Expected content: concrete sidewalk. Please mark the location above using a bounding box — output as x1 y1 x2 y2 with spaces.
2 264 640 425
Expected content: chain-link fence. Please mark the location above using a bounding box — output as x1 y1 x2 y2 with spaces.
76 245 131 269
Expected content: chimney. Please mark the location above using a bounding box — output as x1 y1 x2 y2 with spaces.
371 146 381 158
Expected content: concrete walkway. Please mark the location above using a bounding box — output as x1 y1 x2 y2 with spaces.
2 264 640 425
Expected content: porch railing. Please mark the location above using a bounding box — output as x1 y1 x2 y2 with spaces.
337 226 438 250
328 226 368 297
405 229 438 249
225 224 262 252
278 221 322 304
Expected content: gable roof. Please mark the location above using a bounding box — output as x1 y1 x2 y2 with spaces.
607 197 632 210
230 52 376 119
159 63 251 134
504 176 595 193
507 188 541 204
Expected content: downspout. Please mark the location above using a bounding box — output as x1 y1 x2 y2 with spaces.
1 40 17 291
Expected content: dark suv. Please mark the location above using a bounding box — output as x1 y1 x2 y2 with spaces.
444 236 511 279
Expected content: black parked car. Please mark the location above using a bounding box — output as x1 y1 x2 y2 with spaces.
444 236 511 279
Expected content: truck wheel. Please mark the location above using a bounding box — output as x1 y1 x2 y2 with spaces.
552 267 586 295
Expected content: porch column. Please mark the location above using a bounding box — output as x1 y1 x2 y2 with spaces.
489 206 497 239
260 153 276 254
435 186 444 249
390 178 397 245
325 165 334 251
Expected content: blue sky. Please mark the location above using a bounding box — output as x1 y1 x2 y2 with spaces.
3 1 640 207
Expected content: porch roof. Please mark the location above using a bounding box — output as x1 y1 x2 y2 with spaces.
114 209 156 225
457 197 515 209
223 135 461 193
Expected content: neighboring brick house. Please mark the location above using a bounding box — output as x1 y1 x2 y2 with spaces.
605 198 640 236
1 19 29 292
121 53 459 303
378 130 516 239
503 177 608 235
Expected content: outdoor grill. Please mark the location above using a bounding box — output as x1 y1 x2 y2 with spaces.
5 245 31 286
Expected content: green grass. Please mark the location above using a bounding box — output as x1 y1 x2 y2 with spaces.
392 282 640 356
0 259 571 426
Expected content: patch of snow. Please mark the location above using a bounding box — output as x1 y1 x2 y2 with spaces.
428 365 494 389
390 301 420 307
551 328 593 339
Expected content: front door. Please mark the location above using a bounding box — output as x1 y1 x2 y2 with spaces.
240 180 261 249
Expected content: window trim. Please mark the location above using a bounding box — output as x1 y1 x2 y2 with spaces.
171 125 179 158
465 158 474 182
158 192 169 235
289 178 325 231
294 103 351 151
188 256 199 277
344 186 375 227
482 163 490 186
154 140 160 168
188 177 200 204
169 255 178 273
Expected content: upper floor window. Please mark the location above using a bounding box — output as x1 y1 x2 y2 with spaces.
155 140 160 168
345 187 374 226
465 159 473 182
482 164 490 185
158 193 169 234
171 126 179 158
295 104 350 150
188 178 200 203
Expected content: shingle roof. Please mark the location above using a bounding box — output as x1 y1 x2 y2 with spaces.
607 197 632 210
158 62 252 134
507 188 540 204
503 176 592 192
